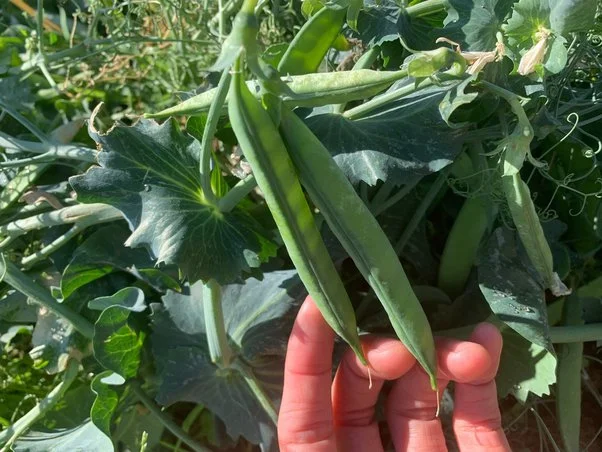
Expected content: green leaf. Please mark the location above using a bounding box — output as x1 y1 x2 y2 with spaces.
70 119 277 284
13 420 113 452
90 371 125 439
496 321 557 402
304 81 467 185
357 0 402 47
151 270 305 445
478 227 554 353
0 290 38 323
89 287 146 379
442 0 514 51
61 224 179 299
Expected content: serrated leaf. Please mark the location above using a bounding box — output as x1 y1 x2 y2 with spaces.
357 0 402 47
496 322 557 402
151 270 305 445
304 80 467 185
89 287 146 379
61 224 179 299
478 227 554 353
90 371 126 439
70 119 277 284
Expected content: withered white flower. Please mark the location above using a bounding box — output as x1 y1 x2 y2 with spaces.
518 29 551 76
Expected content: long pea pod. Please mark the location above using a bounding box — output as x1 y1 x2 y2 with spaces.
145 69 408 119
228 62 367 365
279 107 438 389
278 5 347 75
502 173 570 296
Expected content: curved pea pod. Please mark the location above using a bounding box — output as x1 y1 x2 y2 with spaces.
145 69 408 119
279 107 438 389
502 174 570 297
278 5 347 75
228 66 367 365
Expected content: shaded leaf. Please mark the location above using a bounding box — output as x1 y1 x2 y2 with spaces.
61 224 179 299
357 0 401 47
90 371 126 439
151 270 305 445
70 119 277 284
478 227 554 353
304 80 467 185
13 420 113 452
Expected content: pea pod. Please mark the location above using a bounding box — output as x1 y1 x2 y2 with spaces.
278 6 347 75
502 174 570 296
145 69 408 119
228 63 367 365
279 107 438 389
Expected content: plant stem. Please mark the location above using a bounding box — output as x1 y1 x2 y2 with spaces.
130 381 211 452
394 170 448 255
0 100 47 142
405 0 449 17
232 361 278 425
343 77 435 120
21 223 87 269
200 69 231 206
0 132 97 163
203 279 233 367
0 256 95 338
0 359 79 450
0 203 122 239
372 178 420 217
550 323 602 343
173 405 205 452
218 175 257 212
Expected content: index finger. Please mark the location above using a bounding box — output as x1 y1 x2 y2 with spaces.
277 296 337 451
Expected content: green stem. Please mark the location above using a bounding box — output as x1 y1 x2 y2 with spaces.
394 170 448 255
0 256 94 338
0 132 97 163
550 323 602 343
202 279 233 367
405 0 449 18
0 359 79 450
232 361 278 425
0 100 47 142
0 203 122 239
173 405 205 452
343 77 435 120
481 81 531 130
200 69 231 206
372 178 420 217
21 223 87 269
218 175 257 212
129 381 211 452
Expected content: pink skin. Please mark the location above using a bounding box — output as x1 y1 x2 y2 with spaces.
278 296 511 452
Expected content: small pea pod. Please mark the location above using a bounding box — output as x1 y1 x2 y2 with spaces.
145 69 409 119
278 5 347 75
279 107 438 389
502 174 570 296
228 63 367 365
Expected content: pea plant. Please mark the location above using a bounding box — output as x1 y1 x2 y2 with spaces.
1 0 602 450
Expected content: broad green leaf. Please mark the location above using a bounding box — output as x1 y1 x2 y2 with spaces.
478 227 554 353
89 287 146 379
61 223 179 299
441 0 514 51
90 371 126 439
70 118 277 284
13 420 113 452
357 0 401 47
304 80 468 185
151 270 305 445
0 290 38 323
496 321 557 402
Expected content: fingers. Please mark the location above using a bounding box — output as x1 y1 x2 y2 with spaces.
278 297 337 452
452 323 511 451
386 334 494 452
332 337 417 452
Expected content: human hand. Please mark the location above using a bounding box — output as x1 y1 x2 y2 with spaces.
277 296 511 451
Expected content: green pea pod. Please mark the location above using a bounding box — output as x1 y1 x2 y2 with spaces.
279 107 438 389
145 69 408 119
228 63 367 365
502 174 570 296
278 6 347 75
